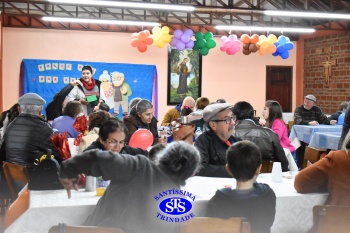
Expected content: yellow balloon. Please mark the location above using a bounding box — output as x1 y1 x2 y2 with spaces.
259 35 267 42
152 26 161 35
161 26 170 34
162 34 172 43
157 42 165 48
267 34 277 43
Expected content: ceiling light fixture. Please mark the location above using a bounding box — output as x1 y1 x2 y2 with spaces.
215 25 316 33
264 10 350 20
47 0 195 11
42 16 160 27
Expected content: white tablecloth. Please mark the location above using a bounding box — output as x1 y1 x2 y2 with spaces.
308 132 341 150
5 174 327 233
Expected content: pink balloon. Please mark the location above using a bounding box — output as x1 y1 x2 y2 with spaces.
176 41 185 51
221 36 228 43
220 45 227 51
128 129 153 150
185 40 194 48
174 29 183 39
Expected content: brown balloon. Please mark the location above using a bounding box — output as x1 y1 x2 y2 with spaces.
249 44 258 53
243 43 250 50
242 49 251 55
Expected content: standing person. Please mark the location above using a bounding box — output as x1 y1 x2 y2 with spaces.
66 65 104 115
294 94 336 125
206 140 276 233
59 141 201 233
46 80 81 121
262 100 295 154
176 57 190 95
124 99 166 146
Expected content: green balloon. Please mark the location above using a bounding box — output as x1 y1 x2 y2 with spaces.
195 31 204 40
204 32 214 40
206 39 216 49
193 44 200 51
196 38 206 48
200 47 209 56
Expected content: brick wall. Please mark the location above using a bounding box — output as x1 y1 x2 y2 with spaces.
304 33 350 114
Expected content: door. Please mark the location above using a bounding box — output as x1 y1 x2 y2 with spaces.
266 66 293 112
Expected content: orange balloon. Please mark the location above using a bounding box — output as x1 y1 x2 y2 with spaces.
131 38 140 47
145 37 154 45
250 34 259 44
267 44 277 53
129 129 153 149
138 31 147 41
144 30 151 37
240 34 250 44
132 33 139 38
138 42 147 53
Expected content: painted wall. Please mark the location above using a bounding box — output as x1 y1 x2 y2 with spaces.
2 28 297 121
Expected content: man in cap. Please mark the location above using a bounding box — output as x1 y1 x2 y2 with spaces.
0 93 62 170
294 94 336 125
194 103 240 177
233 101 289 172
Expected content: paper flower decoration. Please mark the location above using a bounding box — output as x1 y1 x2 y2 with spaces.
152 26 172 48
240 34 259 55
193 32 216 56
220 35 241 55
170 29 194 51
272 35 294 59
258 34 277 56
130 30 153 53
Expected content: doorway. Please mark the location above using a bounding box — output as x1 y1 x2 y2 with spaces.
266 66 293 112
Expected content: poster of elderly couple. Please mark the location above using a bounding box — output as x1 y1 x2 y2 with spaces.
20 59 158 118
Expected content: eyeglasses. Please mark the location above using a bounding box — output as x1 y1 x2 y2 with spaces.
212 116 236 124
106 139 125 147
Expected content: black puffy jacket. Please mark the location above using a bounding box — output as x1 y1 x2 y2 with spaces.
0 113 62 168
234 120 289 172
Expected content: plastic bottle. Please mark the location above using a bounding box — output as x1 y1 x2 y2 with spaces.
195 127 202 139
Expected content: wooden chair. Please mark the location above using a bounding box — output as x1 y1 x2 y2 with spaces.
303 146 327 169
2 162 29 200
313 205 350 233
261 159 273 173
48 223 125 233
180 217 251 233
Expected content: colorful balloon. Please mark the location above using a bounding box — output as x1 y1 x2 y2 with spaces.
128 129 153 150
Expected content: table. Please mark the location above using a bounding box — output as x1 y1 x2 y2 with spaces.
5 173 327 233
289 124 342 144
308 132 341 150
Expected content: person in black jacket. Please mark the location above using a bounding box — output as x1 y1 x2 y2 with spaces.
45 80 81 121
194 103 241 177
84 118 148 157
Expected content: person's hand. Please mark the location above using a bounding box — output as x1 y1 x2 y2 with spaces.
59 177 79 199
330 120 337 125
158 130 167 145
79 98 88 105
71 80 81 86
259 118 266 126
308 121 319 126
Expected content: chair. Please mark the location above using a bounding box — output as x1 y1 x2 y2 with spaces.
261 159 273 173
48 223 125 233
180 217 251 233
306 160 313 167
303 146 327 169
2 162 29 200
313 205 350 233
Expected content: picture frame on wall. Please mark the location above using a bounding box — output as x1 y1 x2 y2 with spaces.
167 47 202 105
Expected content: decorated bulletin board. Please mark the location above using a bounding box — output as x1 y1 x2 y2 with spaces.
20 59 158 118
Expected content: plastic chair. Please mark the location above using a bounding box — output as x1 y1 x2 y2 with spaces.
313 205 350 233
48 223 125 233
180 217 251 233
2 162 29 200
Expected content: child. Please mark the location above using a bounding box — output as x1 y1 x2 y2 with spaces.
206 140 276 233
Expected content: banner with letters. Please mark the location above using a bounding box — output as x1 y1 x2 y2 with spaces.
20 59 158 118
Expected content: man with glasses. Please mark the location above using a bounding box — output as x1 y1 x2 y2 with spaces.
233 101 289 172
194 103 241 177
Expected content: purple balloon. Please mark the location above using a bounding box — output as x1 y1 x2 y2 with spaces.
185 40 194 48
174 29 183 39
170 38 179 47
176 41 185 51
181 34 191 43
184 29 193 37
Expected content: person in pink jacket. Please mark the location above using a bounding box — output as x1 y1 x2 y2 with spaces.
262 100 295 153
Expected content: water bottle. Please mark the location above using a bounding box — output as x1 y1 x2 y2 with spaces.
195 127 202 139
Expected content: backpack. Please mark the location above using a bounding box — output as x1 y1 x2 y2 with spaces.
28 149 63 190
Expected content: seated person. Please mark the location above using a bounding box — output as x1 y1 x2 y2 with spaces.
294 94 336 125
59 141 201 233
187 97 210 122
84 118 148 157
52 101 83 138
233 101 289 172
330 101 348 121
194 103 241 177
161 96 195 126
93 102 110 113
78 110 111 154
0 103 19 140
294 131 350 206
206 140 276 233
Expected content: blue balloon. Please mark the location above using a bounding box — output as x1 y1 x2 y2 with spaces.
276 45 285 54
281 51 289 59
277 35 287 44
284 42 294 50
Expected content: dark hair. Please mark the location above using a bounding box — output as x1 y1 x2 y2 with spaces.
226 140 262 181
88 111 110 131
98 102 110 112
216 99 226 103
340 101 348 110
265 100 283 128
0 103 19 128
148 143 166 161
181 106 193 116
99 118 129 141
63 101 83 118
82 65 93 73
130 99 153 117
196 97 210 110
232 101 254 120
157 141 201 186
129 97 142 109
